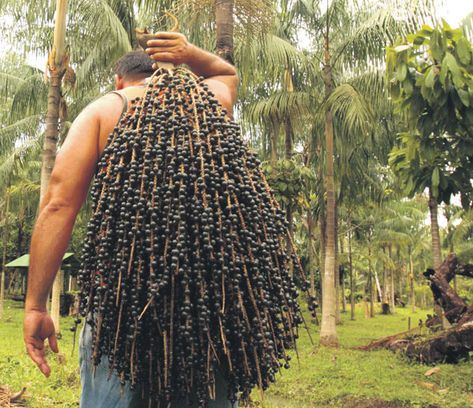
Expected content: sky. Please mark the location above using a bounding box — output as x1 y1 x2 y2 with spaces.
438 0 472 25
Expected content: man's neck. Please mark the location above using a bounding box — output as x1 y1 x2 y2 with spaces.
120 78 147 89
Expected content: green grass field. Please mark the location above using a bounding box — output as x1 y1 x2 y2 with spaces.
0 300 472 407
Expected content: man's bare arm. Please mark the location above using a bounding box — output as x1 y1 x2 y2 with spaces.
24 99 103 376
145 32 239 113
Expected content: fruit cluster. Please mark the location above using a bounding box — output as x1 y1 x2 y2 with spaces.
78 66 309 407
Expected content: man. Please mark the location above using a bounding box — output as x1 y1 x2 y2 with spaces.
23 32 238 407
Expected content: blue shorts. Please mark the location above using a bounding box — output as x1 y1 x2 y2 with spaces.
79 322 238 407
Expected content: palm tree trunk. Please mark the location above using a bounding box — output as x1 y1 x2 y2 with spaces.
17 209 24 257
320 18 338 346
50 269 63 328
307 210 316 297
428 189 447 328
0 191 11 320
429 191 442 270
318 135 325 304
409 250 416 312
368 243 374 318
284 116 294 276
339 234 346 314
320 109 338 345
319 215 326 298
40 0 68 335
334 205 341 323
270 122 279 167
348 224 355 320
390 266 396 313
215 0 234 64
389 245 395 313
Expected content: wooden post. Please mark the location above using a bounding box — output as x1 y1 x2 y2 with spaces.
50 269 64 333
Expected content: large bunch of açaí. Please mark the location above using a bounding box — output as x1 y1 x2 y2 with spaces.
78 66 312 408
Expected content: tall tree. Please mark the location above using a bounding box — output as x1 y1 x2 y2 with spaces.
0 191 11 319
288 0 435 344
388 22 473 325
215 0 235 63
42 0 69 335
320 24 338 343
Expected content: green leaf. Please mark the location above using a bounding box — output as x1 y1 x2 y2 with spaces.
403 78 414 96
458 89 470 107
442 19 452 32
394 44 411 53
466 109 473 125
413 35 425 46
390 82 400 99
405 177 414 195
420 24 434 34
444 52 464 88
430 30 444 61
440 55 449 85
424 67 435 89
456 37 471 65
396 63 408 81
432 167 440 190
277 182 287 192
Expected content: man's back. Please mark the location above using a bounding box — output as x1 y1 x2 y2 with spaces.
95 78 234 159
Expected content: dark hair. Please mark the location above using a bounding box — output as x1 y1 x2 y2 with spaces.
114 50 155 79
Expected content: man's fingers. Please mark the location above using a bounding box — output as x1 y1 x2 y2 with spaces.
145 46 180 55
153 31 180 39
146 39 179 48
26 343 50 376
39 362 51 377
150 52 174 62
48 334 59 353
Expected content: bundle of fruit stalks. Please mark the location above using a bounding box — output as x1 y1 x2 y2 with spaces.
77 65 313 407
0 385 26 407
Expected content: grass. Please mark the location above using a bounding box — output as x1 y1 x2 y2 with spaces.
0 300 472 407
0 300 80 407
253 306 473 408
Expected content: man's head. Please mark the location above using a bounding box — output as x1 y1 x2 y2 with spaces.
114 51 155 89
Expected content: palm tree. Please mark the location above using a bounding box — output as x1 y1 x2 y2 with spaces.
215 0 235 63
42 0 69 335
294 0 436 345
0 191 11 320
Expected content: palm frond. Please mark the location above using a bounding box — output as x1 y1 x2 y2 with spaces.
327 83 374 138
0 72 26 102
0 114 42 152
0 135 42 185
10 74 47 122
243 90 312 124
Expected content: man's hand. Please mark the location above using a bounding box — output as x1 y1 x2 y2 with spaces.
144 31 238 114
23 309 59 377
145 32 193 67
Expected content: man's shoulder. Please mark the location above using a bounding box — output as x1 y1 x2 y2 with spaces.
78 93 124 123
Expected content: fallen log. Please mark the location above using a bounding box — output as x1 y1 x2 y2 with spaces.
360 254 473 363
405 321 473 363
424 254 470 325
356 327 423 352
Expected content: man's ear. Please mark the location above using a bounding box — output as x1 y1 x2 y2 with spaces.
115 75 125 90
